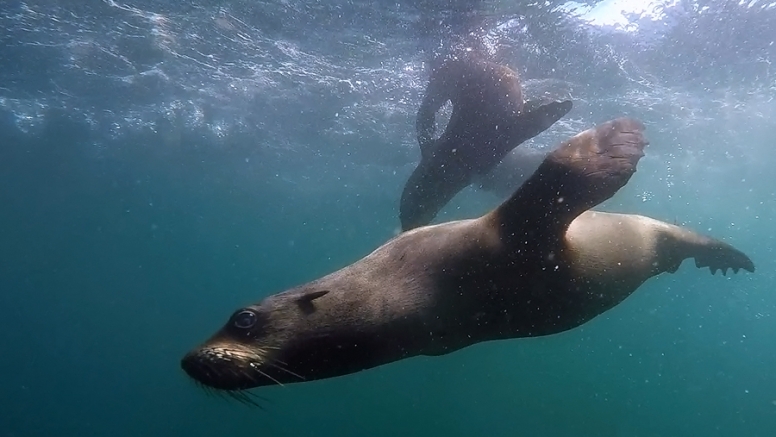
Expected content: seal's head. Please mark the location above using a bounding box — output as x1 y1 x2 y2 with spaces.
180 289 332 393
181 307 272 391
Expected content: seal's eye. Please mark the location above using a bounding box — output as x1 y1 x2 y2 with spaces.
233 310 257 329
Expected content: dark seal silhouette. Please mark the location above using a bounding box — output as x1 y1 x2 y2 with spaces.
181 118 754 397
399 50 573 230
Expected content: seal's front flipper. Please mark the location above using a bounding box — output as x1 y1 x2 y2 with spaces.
505 100 573 148
487 117 647 242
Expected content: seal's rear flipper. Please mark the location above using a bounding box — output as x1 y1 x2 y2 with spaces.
685 235 755 276
487 117 647 241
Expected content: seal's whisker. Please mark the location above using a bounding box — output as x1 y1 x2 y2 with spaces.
227 368 245 382
193 380 218 399
245 390 270 404
227 390 265 410
201 385 224 399
250 362 285 387
198 383 213 398
225 391 247 406
210 388 228 402
267 360 305 381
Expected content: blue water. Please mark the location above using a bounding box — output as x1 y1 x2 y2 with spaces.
1 1 775 436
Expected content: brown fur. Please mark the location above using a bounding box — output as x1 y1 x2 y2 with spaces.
181 118 754 392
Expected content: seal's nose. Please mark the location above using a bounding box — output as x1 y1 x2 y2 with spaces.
180 349 252 390
180 351 208 382
180 351 222 386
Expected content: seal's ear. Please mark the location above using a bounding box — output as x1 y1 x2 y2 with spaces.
297 290 329 302
296 290 330 314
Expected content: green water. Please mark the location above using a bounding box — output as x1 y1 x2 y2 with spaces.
1 115 773 437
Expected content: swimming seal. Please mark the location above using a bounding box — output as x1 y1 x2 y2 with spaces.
400 50 573 231
181 117 754 394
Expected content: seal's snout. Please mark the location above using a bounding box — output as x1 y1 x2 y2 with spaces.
180 347 256 391
180 351 208 381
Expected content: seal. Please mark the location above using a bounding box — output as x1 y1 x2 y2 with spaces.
399 49 573 231
181 117 754 396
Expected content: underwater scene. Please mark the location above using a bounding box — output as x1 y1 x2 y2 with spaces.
1 0 775 436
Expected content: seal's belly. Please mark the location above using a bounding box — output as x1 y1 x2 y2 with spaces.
435 260 625 343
